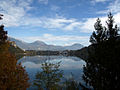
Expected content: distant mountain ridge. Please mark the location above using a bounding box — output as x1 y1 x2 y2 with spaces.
9 37 84 51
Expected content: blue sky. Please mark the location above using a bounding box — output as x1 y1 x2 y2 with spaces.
0 0 120 46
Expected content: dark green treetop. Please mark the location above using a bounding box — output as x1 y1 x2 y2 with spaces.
0 14 3 20
90 18 107 44
0 14 8 44
106 12 119 38
90 12 119 44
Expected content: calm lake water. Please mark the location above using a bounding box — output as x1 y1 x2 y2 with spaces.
18 55 86 90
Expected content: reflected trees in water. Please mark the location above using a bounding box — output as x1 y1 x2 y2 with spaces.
34 61 89 90
34 61 63 89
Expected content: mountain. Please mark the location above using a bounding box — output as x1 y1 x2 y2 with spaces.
64 43 84 50
9 37 30 50
9 37 84 51
9 44 25 54
30 41 47 46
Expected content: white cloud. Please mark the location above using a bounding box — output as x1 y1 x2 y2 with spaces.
0 0 33 27
64 22 82 30
20 34 90 46
0 0 99 33
38 0 48 5
81 16 108 33
51 5 60 11
107 0 120 13
80 12 120 33
91 0 108 3
113 13 120 25
95 0 108 2
39 17 82 31
93 0 120 34
0 0 83 31
1 0 119 34
97 0 120 14
81 18 97 33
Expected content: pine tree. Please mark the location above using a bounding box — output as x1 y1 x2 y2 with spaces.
90 18 106 44
90 12 119 44
0 25 8 44
106 12 119 38
0 14 3 20
0 14 7 44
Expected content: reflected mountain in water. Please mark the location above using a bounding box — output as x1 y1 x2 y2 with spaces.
33 61 90 90
18 56 86 90
18 56 82 64
18 44 120 90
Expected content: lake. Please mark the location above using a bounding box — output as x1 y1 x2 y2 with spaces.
18 55 87 90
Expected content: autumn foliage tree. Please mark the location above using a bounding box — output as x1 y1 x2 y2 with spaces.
0 14 29 89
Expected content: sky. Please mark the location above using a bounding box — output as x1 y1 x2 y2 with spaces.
0 0 120 46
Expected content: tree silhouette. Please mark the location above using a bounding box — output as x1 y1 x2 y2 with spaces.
0 14 3 20
0 14 7 44
90 18 107 44
82 43 120 90
0 25 8 44
90 12 119 44
83 13 120 89
106 12 119 38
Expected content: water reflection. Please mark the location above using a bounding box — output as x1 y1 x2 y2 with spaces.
33 61 88 90
18 54 120 90
18 56 82 64
20 53 120 90
18 56 86 89
34 61 63 89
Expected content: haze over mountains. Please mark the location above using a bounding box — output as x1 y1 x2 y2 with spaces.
9 37 84 51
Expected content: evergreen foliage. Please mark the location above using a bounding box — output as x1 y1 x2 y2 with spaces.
83 12 120 90
0 14 7 44
90 12 119 44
